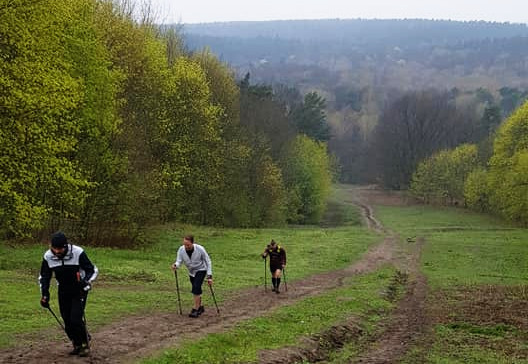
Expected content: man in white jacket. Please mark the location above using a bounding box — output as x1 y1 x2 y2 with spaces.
171 235 213 318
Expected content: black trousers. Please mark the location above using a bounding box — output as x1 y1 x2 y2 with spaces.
189 270 207 295
58 289 88 346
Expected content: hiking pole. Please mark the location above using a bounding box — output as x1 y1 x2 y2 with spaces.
264 256 267 292
80 293 92 345
283 268 288 292
83 314 91 345
174 270 183 315
46 306 65 331
208 284 220 314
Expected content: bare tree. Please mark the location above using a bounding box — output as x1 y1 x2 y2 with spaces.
371 89 478 189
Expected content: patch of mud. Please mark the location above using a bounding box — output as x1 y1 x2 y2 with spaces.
384 270 409 302
431 285 528 330
258 319 364 364
425 285 528 359
256 268 409 364
352 238 428 364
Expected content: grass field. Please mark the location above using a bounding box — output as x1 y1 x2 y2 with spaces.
0 214 378 348
374 204 528 364
2 190 527 363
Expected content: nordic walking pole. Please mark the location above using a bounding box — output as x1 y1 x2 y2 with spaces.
283 267 288 292
80 292 92 345
174 270 183 315
264 256 267 292
47 306 65 331
208 283 220 314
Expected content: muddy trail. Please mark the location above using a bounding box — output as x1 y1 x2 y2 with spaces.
1 187 422 364
255 187 429 364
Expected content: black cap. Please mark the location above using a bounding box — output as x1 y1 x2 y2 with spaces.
51 231 68 248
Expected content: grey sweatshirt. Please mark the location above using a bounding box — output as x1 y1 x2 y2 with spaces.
174 243 212 277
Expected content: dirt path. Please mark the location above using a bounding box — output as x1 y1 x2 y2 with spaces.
346 187 429 363
255 187 429 364
353 238 428 364
0 186 420 364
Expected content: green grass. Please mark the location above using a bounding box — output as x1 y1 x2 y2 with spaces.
0 222 378 348
142 267 398 364
423 324 528 364
374 205 528 287
319 186 363 227
375 204 528 363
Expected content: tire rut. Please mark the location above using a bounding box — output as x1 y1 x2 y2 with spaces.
353 238 428 364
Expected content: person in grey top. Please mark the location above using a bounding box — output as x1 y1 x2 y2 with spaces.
171 235 213 318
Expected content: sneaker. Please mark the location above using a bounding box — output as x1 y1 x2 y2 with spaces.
69 346 81 355
271 287 276 292
275 288 280 294
197 305 205 315
78 344 90 357
189 309 199 318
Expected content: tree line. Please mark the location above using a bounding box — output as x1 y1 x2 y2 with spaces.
405 97 528 226
0 0 334 243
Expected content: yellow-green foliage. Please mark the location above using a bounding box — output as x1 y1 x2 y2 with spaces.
0 0 92 236
410 144 478 205
0 0 336 239
488 101 528 224
281 135 333 223
463 167 490 212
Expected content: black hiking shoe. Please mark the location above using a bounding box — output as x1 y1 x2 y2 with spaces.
189 308 199 318
197 305 205 315
275 287 280 294
78 343 90 357
69 346 81 355
271 286 276 292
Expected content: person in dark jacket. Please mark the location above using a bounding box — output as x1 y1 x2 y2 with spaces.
261 239 286 293
39 231 98 357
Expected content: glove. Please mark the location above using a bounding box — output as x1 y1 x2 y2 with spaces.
40 296 50 308
80 280 91 292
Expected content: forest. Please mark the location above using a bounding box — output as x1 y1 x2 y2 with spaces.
184 18 528 226
3 4 528 244
0 0 334 243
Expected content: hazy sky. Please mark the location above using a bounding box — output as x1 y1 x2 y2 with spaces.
149 0 527 24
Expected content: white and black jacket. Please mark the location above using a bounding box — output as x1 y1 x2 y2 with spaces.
39 244 98 295
174 243 212 277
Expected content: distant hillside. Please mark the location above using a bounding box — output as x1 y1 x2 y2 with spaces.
179 19 528 184
181 19 528 90
183 18 528 42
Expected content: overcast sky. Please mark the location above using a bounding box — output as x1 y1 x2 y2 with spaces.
149 0 527 24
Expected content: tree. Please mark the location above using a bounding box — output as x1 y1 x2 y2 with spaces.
371 90 478 189
0 0 90 237
292 92 331 142
161 57 223 225
488 101 528 224
410 144 478 205
281 135 333 224
464 168 490 212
